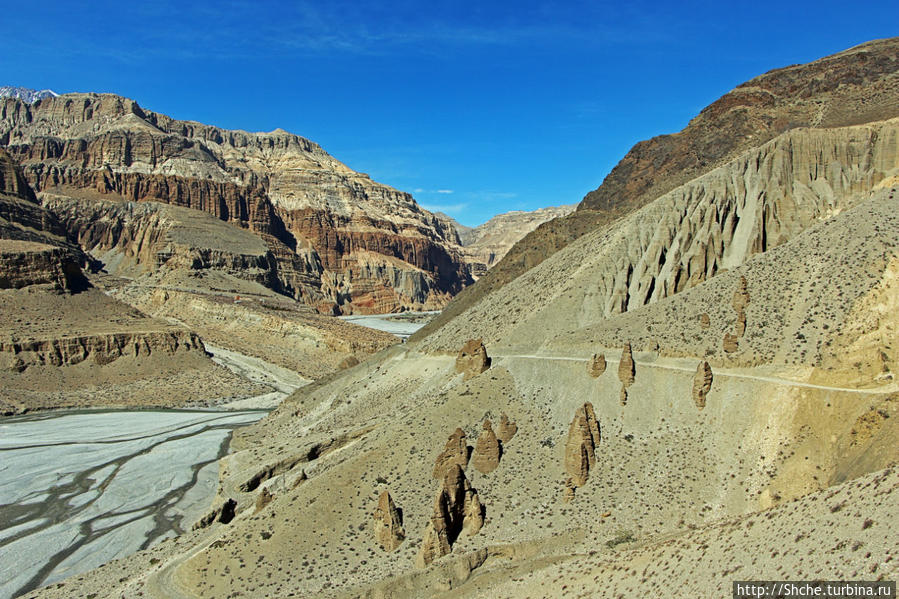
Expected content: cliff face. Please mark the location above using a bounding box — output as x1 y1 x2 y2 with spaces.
421 118 899 352
414 37 899 340
0 240 83 290
0 148 86 291
458 204 576 275
43 194 304 293
0 94 471 313
1 329 204 371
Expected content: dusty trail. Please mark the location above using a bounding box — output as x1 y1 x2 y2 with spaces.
493 353 898 395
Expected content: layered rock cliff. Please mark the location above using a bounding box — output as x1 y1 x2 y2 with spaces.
0 93 471 313
0 148 86 291
457 204 576 275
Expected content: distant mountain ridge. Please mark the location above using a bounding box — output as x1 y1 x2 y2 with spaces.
451 204 577 275
0 86 58 103
0 92 472 314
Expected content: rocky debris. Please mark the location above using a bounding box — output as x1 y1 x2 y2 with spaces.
620 388 629 406
373 490 405 552
432 428 471 479
194 498 237 529
588 353 607 377
723 332 739 353
618 343 635 387
497 413 518 443
455 339 491 380
692 361 713 409
700 313 711 329
417 464 484 568
255 488 273 513
564 402 601 491
472 420 501 474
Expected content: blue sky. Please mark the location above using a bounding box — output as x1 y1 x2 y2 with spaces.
3 1 896 226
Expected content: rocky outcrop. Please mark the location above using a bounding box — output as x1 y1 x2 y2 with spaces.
43 194 305 292
194 498 237 529
0 93 472 312
564 402 601 497
618 344 635 387
588 353 607 377
416 494 453 568
0 241 83 291
497 413 518 443
472 420 501 474
337 355 360 370
1 329 205 372
373 490 405 552
700 313 711 329
255 488 273 513
692 361 713 409
416 464 483 568
432 428 471 479
0 149 86 291
455 339 490 380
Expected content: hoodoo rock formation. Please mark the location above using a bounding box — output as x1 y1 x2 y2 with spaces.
417 464 483 567
692 361 713 409
588 353 607 377
432 428 471 479
564 402 601 498
373 490 405 552
618 344 635 386
723 332 739 354
416 495 453 568
618 343 635 405
497 413 518 443
733 276 750 339
455 338 491 380
472 420 502 474
0 93 472 313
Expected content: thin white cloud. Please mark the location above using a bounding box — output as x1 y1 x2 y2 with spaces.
420 202 470 215
436 189 454 194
